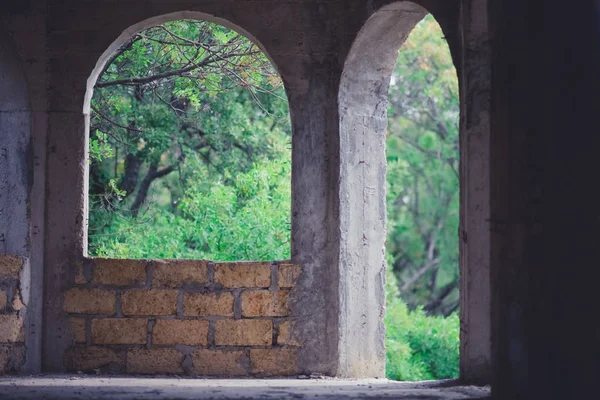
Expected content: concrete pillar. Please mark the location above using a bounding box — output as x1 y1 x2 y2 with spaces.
458 0 492 384
489 0 600 398
338 2 428 377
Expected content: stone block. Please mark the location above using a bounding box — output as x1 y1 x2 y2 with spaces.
192 350 247 376
241 290 289 317
152 260 208 287
0 290 7 310
215 319 272 346
214 262 271 288
127 348 184 374
0 315 24 343
121 290 177 316
184 292 234 317
250 349 300 376
278 321 301 346
63 346 121 372
91 318 147 344
0 255 22 279
153 319 208 346
279 264 302 288
93 258 146 286
11 289 24 311
70 318 86 344
63 288 115 315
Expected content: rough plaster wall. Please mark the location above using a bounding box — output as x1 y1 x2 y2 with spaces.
1 0 48 373
338 2 427 378
0 31 31 257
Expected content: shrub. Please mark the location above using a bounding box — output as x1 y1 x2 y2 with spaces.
385 271 459 381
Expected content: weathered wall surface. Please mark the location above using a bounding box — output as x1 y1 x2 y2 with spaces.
0 4 47 373
63 259 302 375
0 256 26 373
0 0 493 381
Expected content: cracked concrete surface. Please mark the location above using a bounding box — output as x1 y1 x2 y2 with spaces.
0 376 490 399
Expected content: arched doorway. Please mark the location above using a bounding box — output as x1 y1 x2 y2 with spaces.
338 1 491 381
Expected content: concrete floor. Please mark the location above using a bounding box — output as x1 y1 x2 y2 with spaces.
0 375 491 399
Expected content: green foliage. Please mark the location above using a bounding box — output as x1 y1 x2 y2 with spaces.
385 271 459 381
92 154 290 260
386 14 460 316
88 20 291 258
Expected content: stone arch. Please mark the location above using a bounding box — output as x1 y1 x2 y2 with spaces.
337 1 491 381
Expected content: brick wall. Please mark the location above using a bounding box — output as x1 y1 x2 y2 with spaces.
0 255 26 374
63 259 303 376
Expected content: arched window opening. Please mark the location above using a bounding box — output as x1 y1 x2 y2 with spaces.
86 19 292 261
384 14 460 381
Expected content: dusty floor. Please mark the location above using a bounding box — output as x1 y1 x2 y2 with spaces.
0 375 491 399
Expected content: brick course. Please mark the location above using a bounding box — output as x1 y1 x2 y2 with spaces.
279 264 302 288
0 315 24 343
215 319 272 346
242 290 289 317
153 319 208 346
63 288 115 315
214 262 271 288
93 259 146 286
278 321 301 346
192 350 247 376
184 292 234 316
127 348 184 374
152 260 208 287
92 318 147 344
250 349 300 376
122 290 177 316
64 346 122 372
0 256 22 280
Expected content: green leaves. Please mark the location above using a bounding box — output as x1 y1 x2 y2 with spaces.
89 131 114 163
386 14 460 316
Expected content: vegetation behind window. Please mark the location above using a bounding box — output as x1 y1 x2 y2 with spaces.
385 15 460 380
88 20 291 260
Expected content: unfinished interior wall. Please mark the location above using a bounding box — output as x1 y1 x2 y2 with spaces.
0 0 493 381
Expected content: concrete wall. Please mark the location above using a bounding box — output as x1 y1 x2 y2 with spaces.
0 20 45 374
0 0 493 381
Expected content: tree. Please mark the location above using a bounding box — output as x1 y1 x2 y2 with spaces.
88 20 291 258
386 15 460 316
